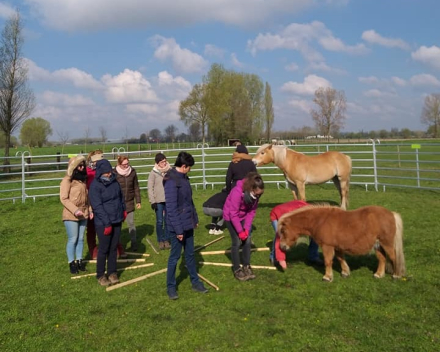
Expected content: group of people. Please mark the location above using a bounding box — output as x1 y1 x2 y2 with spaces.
60 144 322 296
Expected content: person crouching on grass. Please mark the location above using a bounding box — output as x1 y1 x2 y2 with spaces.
223 172 264 281
164 152 208 300
269 200 322 270
89 159 127 287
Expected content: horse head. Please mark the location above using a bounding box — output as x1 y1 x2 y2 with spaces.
277 215 301 251
252 144 274 166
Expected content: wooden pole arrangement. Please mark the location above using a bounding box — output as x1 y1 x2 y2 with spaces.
146 238 160 254
71 263 154 280
198 273 220 291
83 258 146 264
106 268 167 292
200 247 270 255
194 236 225 252
124 251 150 257
199 262 277 270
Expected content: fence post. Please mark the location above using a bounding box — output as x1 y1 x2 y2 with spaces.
415 148 420 188
370 139 378 191
56 152 61 170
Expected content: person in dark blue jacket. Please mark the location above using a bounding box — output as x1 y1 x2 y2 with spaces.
89 159 126 287
164 152 208 300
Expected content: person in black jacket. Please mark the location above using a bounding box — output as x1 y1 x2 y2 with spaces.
89 159 126 287
225 145 257 193
202 189 228 235
164 152 208 300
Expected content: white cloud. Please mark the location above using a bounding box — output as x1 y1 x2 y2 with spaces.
230 53 244 68
157 71 192 99
409 74 440 87
285 62 299 71
358 76 379 84
40 91 96 106
247 21 367 60
391 76 407 87
287 99 312 113
204 44 225 58
361 30 410 50
281 74 332 95
150 35 208 74
307 62 346 74
363 89 396 98
101 69 159 103
25 0 336 31
411 46 440 70
0 3 16 18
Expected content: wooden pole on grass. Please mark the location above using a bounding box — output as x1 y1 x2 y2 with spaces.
71 263 154 280
146 238 160 254
194 236 225 252
200 247 269 255
198 273 220 291
106 268 167 292
83 258 145 264
199 261 276 270
124 252 150 257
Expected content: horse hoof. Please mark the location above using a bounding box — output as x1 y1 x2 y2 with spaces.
341 272 350 278
373 273 384 279
392 274 402 280
322 276 333 282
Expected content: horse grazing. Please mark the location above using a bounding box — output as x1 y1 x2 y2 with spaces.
277 205 406 282
252 144 352 209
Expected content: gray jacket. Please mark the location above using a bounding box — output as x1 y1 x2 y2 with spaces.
148 167 166 204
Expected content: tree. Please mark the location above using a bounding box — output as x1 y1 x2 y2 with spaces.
20 117 52 147
56 129 69 155
84 126 90 153
99 126 107 151
149 128 161 142
310 87 346 140
164 124 178 142
0 12 35 168
264 82 274 141
188 122 200 142
421 93 440 138
139 133 148 143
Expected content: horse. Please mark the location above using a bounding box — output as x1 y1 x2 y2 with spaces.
277 205 406 282
252 144 352 209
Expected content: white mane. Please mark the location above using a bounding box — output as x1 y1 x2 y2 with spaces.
255 144 288 164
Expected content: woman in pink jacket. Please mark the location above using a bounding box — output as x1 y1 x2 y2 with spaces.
223 172 264 281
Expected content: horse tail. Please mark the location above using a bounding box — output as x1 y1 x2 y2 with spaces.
392 211 406 277
343 154 352 208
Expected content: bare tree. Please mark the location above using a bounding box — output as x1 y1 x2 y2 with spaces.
164 124 178 142
421 93 440 138
264 82 274 141
99 126 107 151
56 129 70 155
84 126 90 153
310 87 346 140
0 12 35 169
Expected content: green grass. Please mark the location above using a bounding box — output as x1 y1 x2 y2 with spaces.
1 184 440 351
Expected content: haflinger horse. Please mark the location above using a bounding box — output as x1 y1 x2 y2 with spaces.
277 205 406 282
252 144 352 209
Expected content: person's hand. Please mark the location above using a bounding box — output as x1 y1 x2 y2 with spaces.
89 212 94 220
123 211 127 221
74 209 84 217
104 226 112 236
151 203 157 211
279 260 287 270
177 234 184 241
238 231 248 241
136 203 141 210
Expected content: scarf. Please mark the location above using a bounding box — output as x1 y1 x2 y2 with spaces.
232 152 253 164
154 161 171 176
116 165 132 177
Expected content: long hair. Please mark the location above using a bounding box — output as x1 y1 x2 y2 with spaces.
242 172 264 193
117 155 129 165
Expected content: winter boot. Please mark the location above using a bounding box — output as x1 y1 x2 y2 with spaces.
76 259 87 272
69 261 79 274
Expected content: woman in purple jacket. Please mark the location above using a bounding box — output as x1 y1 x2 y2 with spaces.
223 172 264 281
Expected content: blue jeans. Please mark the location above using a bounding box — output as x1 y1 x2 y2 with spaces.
166 229 200 292
64 220 87 263
96 223 122 278
270 220 320 261
155 202 169 242
225 220 252 271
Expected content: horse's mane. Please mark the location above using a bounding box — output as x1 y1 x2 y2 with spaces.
255 144 288 165
278 203 339 223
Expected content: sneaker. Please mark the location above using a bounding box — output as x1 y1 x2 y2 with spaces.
192 283 208 293
167 289 179 300
108 273 120 285
98 275 111 287
234 268 249 281
164 241 171 250
213 229 224 235
208 229 216 235
159 241 165 250
243 265 256 280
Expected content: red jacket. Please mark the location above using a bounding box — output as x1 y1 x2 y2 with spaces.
271 200 309 261
86 167 96 190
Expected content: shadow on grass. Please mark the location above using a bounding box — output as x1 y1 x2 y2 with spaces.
120 223 155 252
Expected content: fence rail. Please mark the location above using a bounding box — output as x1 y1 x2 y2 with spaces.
1 141 439 203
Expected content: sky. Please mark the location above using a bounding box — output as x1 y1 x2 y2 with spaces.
0 0 439 140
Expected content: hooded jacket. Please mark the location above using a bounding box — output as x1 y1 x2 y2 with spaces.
225 156 257 193
163 168 199 235
88 160 126 227
115 167 141 213
223 179 259 233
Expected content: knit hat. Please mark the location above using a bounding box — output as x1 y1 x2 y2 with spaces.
95 159 113 176
91 153 103 162
236 145 248 154
67 155 86 177
155 153 166 164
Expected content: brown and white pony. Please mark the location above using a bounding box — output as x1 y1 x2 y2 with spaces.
278 205 406 282
252 144 352 209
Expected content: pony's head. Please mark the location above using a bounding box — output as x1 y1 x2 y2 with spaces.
252 144 275 166
277 212 303 251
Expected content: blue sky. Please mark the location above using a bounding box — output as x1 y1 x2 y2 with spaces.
1 0 439 140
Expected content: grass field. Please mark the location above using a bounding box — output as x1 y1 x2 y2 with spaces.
1 184 439 351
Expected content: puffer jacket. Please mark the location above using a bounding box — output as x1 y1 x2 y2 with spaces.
115 168 141 213
148 168 166 204
89 162 126 227
60 176 90 221
164 168 198 235
223 179 259 233
225 159 257 193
